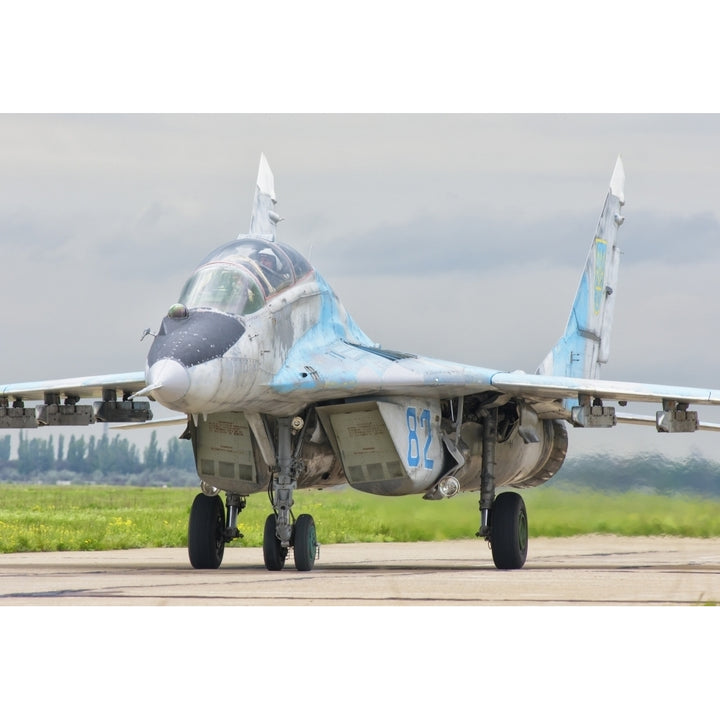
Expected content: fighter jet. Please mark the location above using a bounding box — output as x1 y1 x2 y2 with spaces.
3 154 719 571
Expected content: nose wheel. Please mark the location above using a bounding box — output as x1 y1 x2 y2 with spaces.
293 514 318 571
263 512 318 571
263 513 288 570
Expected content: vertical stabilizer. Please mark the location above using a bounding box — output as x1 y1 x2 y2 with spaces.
247 153 282 241
537 156 626 379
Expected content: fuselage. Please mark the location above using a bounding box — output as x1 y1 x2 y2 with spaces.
143 235 568 498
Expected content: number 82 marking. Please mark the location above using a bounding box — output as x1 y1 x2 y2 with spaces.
407 407 434 469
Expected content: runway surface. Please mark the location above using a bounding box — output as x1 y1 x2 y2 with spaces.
1 535 719 605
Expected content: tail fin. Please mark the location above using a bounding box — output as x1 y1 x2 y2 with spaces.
247 153 282 241
536 156 626 379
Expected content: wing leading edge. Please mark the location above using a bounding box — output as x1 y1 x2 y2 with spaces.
0 371 146 401
490 371 720 432
490 372 720 406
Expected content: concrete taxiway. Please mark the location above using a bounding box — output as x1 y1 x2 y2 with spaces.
1 535 719 605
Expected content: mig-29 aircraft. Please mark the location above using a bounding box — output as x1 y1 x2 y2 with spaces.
2 154 719 571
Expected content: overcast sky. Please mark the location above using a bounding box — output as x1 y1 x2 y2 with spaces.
2 114 720 461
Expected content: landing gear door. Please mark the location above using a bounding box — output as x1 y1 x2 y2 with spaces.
316 397 444 496
377 398 444 486
193 412 263 495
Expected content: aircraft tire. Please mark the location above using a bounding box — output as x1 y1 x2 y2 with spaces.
263 514 288 571
188 493 226 569
490 492 528 570
293 514 317 571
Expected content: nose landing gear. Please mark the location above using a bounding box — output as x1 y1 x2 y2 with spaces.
262 512 318 571
262 416 318 572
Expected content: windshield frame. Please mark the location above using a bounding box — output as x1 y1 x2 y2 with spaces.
178 262 265 316
197 239 298 295
180 238 315 316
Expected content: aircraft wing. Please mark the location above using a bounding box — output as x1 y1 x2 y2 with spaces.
489 372 720 406
0 371 150 426
273 339 720 404
489 371 720 430
0 371 146 401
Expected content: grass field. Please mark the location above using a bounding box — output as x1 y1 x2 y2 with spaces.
1 483 720 553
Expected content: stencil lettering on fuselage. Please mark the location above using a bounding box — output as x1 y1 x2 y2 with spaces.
194 412 260 494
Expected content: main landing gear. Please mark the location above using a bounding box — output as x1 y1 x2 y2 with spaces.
477 407 529 569
188 488 245 569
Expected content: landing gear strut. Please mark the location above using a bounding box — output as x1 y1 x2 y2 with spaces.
477 407 529 569
262 416 318 572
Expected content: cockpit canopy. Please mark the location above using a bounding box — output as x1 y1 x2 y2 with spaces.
177 238 312 316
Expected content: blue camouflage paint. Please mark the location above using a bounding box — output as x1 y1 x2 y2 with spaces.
552 270 591 379
270 273 376 393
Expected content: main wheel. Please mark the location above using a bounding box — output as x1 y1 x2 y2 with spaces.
188 493 226 569
293 514 317 571
263 513 288 571
490 491 528 570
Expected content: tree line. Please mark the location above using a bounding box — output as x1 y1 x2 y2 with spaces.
551 453 720 497
2 430 720 495
0 431 197 486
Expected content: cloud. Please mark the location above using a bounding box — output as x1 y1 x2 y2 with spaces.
627 211 720 264
312 208 720 279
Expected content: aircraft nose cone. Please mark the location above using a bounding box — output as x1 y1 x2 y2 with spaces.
147 308 245 369
147 358 191 404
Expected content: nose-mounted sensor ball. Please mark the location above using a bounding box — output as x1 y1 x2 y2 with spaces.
167 303 189 319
